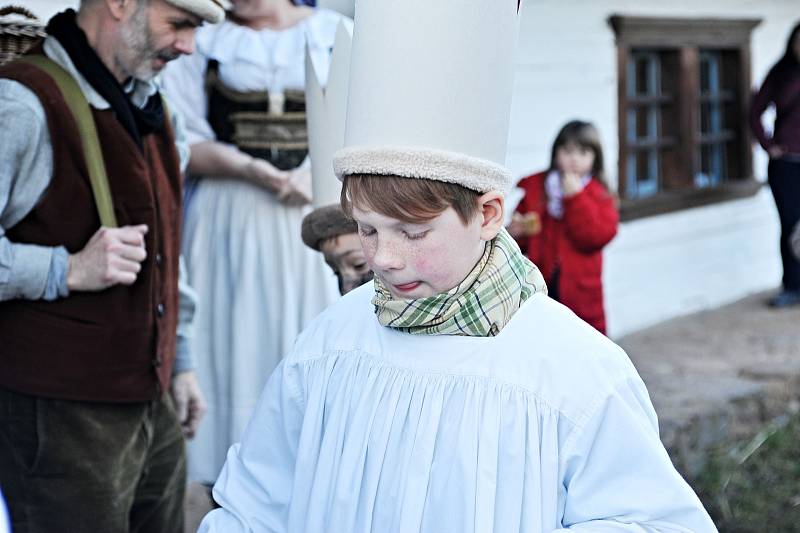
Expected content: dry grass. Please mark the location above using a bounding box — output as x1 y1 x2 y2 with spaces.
693 412 800 532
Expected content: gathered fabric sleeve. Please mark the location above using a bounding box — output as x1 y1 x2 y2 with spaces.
749 68 776 152
199 359 306 533
161 51 216 146
553 376 717 532
562 181 618 254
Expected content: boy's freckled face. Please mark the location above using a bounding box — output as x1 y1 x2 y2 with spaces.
351 205 485 299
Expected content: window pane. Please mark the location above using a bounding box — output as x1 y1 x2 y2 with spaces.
636 152 650 183
700 102 711 134
720 51 739 92
628 51 660 97
700 101 723 136
710 102 722 133
697 146 712 188
626 108 637 143
660 51 679 96
700 52 720 96
626 153 637 196
697 49 738 186
720 145 728 182
636 108 649 139
724 101 738 133
625 50 673 198
700 56 711 93
697 143 725 186
636 57 649 94
627 150 659 199
648 106 659 140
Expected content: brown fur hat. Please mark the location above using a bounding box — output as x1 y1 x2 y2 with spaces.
301 204 358 251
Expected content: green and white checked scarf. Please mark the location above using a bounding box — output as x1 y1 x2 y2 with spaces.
372 228 547 337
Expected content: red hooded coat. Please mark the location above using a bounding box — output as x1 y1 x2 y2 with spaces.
514 172 618 333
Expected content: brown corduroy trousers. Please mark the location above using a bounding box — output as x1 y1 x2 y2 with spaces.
0 387 186 533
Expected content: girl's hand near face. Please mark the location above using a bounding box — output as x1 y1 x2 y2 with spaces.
561 172 584 197
508 212 541 237
507 212 526 238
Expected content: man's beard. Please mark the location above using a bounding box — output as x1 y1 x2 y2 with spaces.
118 3 178 81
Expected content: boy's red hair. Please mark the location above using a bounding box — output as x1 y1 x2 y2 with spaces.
341 174 480 225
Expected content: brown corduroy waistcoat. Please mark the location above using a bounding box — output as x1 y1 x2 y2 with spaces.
0 55 183 402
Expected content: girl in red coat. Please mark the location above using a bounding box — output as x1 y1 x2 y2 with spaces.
509 120 618 333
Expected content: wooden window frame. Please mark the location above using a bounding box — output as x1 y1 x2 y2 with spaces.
609 16 762 221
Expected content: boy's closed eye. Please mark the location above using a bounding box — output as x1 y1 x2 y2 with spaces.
358 225 376 237
402 230 429 240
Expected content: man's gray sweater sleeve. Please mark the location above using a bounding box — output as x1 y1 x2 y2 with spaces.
173 257 197 374
0 79 69 301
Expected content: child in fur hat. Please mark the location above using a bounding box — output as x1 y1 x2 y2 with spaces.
199 0 715 530
301 205 372 294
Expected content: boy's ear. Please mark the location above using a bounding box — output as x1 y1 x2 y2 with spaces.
477 191 505 241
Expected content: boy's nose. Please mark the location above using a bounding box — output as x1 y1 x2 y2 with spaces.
371 239 403 271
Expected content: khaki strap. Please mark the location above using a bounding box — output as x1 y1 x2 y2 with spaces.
17 55 118 227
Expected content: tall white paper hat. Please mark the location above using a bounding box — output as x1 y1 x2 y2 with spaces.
333 0 521 194
301 21 357 251
306 21 352 209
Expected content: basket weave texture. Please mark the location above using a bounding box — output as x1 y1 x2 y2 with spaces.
0 6 46 66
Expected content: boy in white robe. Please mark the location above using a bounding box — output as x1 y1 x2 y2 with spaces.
200 0 718 531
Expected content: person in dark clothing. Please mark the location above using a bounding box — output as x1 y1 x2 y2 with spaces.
750 21 800 308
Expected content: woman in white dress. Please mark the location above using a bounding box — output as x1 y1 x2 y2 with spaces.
162 0 345 484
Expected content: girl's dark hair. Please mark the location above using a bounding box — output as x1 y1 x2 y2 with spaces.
548 120 610 190
778 22 800 67
772 21 800 76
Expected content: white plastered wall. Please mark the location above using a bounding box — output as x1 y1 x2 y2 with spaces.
509 0 796 337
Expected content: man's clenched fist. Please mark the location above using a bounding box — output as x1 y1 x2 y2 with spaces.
67 225 149 291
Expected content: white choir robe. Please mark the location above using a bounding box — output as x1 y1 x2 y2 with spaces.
200 283 717 532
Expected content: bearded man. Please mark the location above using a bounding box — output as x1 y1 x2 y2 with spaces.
0 0 225 531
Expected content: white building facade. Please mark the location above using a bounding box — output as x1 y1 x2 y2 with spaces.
19 0 795 337
507 0 794 337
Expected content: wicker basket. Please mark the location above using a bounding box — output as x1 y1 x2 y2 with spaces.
0 5 46 66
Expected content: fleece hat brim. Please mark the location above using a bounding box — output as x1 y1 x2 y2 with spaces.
333 145 511 194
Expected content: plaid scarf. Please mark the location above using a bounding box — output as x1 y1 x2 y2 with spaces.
372 228 547 337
